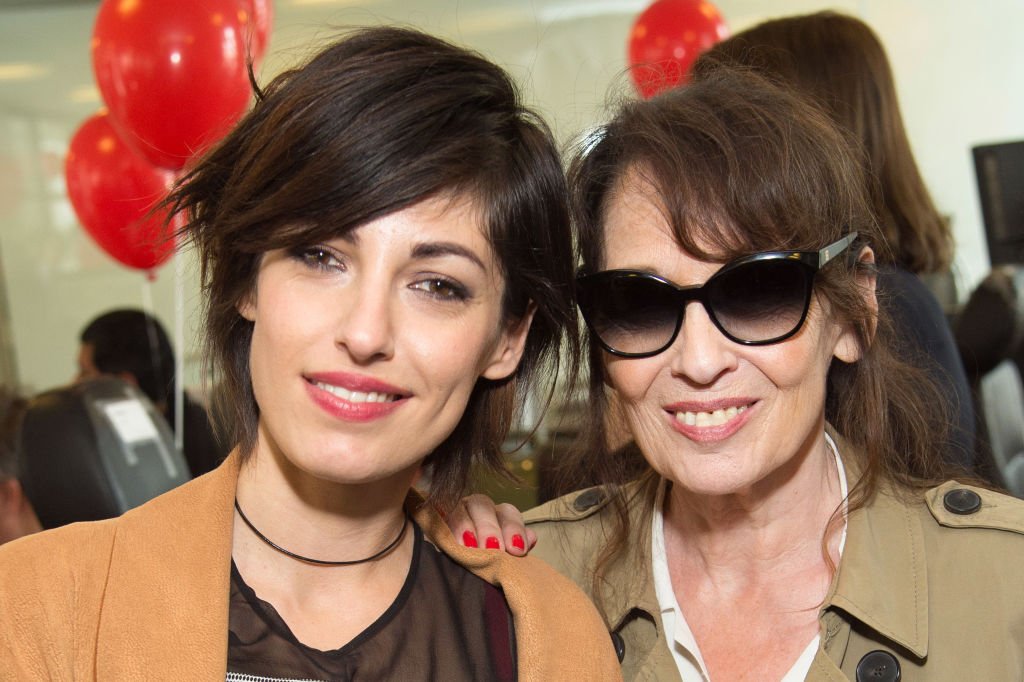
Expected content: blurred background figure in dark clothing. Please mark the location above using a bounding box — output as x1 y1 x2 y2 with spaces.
77 309 224 477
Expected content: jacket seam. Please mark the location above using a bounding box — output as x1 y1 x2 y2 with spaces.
90 524 118 680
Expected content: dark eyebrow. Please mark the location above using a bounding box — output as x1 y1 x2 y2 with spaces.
411 242 487 272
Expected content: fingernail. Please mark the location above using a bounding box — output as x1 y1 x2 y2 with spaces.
463 531 478 548
485 536 500 549
511 534 525 550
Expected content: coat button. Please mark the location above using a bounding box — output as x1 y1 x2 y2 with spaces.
943 488 982 515
856 650 901 682
573 488 605 512
610 631 625 662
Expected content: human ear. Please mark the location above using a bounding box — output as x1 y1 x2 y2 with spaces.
116 371 139 387
481 302 536 381
237 291 256 322
834 246 878 363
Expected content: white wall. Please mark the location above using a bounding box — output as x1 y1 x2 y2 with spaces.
0 0 1021 395
863 0 1024 294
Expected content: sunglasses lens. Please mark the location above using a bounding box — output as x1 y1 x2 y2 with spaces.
580 274 680 355
708 259 811 342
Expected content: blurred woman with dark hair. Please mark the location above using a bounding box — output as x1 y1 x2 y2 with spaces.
0 27 620 680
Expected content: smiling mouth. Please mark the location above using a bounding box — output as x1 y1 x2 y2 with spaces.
311 380 402 404
673 404 749 427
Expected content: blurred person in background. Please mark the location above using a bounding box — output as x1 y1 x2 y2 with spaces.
77 308 224 476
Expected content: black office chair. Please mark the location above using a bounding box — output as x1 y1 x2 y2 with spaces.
955 265 1024 496
17 377 190 529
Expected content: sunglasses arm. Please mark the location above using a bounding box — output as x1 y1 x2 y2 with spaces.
817 232 859 268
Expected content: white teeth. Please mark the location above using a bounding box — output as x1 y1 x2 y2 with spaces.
315 382 396 403
675 405 746 427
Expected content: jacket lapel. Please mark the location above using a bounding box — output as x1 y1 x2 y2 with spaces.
95 452 240 680
410 490 622 681
824 450 929 660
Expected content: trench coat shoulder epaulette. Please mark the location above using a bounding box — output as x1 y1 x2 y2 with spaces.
525 485 613 525
924 480 1024 534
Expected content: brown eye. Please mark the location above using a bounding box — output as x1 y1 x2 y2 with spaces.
293 246 343 271
412 277 469 302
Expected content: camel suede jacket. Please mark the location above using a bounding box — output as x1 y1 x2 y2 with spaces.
526 440 1024 681
0 452 622 681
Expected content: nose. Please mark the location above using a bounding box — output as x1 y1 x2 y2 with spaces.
333 280 395 363
667 301 738 385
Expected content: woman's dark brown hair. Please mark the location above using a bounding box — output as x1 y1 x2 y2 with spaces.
559 66 954 606
166 26 578 509
694 11 953 274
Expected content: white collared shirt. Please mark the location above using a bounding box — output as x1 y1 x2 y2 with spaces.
651 433 848 681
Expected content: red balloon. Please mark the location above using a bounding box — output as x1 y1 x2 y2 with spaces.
65 112 177 272
628 0 729 99
92 0 253 170
242 0 274 64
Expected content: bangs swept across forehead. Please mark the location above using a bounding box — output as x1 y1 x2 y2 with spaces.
571 66 878 269
188 27 546 263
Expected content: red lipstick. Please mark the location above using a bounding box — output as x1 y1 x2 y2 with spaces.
304 371 409 423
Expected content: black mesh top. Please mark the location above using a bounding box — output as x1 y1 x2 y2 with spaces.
226 521 516 682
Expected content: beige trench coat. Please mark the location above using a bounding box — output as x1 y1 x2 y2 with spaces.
526 437 1024 681
0 451 622 681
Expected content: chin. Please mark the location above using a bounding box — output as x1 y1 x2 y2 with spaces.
663 460 761 499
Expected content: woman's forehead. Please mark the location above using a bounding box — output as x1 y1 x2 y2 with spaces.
600 175 743 266
597 161 801 262
271 191 490 247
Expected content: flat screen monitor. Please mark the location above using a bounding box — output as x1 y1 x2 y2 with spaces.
973 140 1024 265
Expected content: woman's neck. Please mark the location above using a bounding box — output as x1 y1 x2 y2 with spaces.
232 430 418 579
230 434 420 650
662 431 844 581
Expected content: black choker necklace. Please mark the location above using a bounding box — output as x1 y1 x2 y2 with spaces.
234 500 409 567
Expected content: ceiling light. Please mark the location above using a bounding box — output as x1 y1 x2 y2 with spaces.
69 85 101 104
0 63 49 81
288 0 372 6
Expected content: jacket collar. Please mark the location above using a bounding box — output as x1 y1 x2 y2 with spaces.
413 488 623 681
96 450 240 679
824 433 929 659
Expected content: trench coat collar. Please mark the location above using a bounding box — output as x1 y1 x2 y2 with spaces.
823 433 929 659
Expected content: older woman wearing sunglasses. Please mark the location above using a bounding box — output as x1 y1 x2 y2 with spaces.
451 66 1024 681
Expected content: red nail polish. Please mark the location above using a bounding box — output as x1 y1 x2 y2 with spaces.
485 536 500 549
511 534 525 550
463 531 478 548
